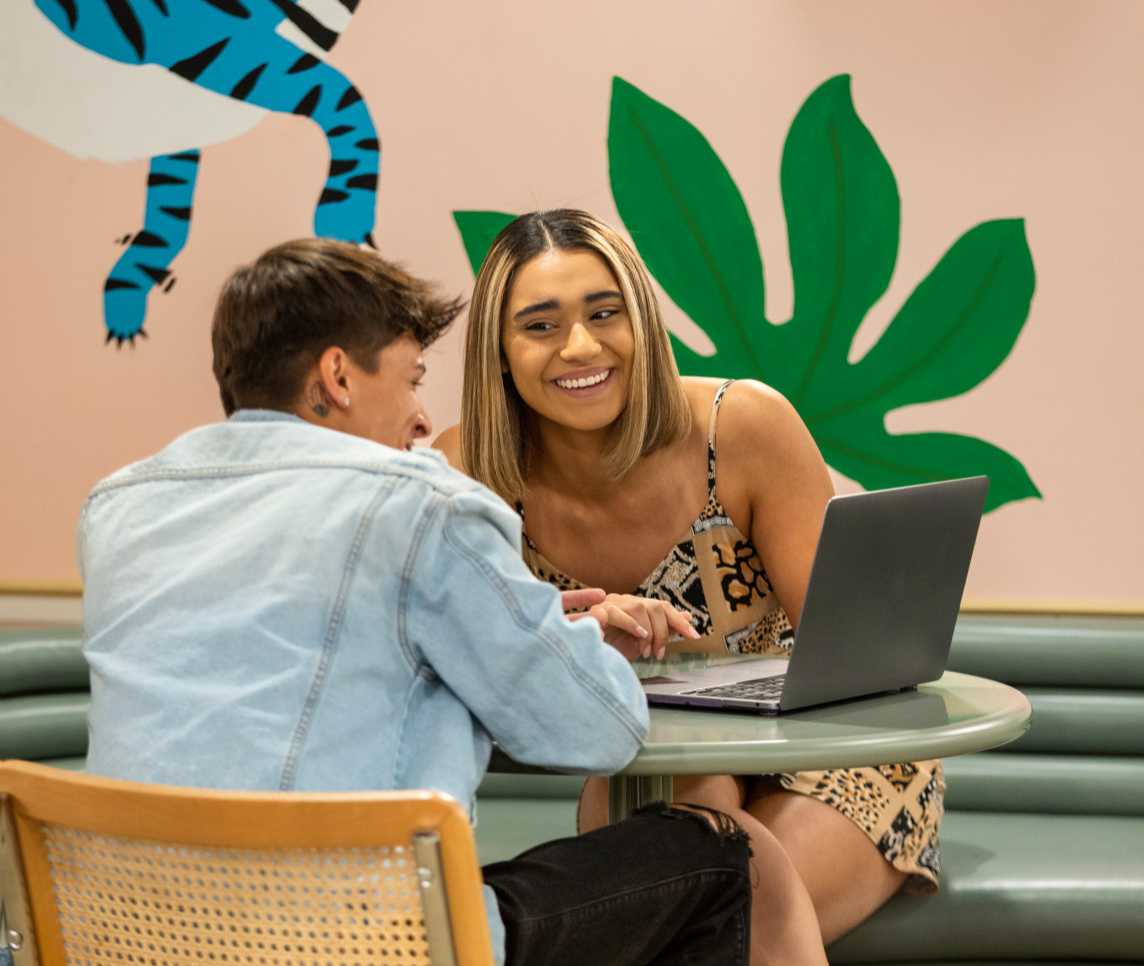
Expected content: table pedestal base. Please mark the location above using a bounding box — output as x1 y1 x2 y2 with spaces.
607 774 674 823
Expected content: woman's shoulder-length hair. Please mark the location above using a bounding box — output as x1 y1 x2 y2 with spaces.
461 209 692 504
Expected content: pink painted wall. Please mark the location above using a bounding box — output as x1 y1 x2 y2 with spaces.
3 0 1142 609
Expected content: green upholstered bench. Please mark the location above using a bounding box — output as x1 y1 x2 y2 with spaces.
4 616 1143 963
0 627 89 766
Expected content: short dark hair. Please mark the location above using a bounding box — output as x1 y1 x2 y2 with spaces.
211 238 464 415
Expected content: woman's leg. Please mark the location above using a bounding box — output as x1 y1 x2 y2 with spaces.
746 786 907 945
580 776 828 965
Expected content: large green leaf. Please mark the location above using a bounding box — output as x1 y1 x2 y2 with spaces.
451 75 1041 513
814 219 1035 421
453 210 518 274
609 76 766 377
778 74 900 408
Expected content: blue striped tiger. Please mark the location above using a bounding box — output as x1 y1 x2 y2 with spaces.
34 0 378 345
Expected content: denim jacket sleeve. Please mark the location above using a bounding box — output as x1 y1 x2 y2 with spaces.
403 485 650 774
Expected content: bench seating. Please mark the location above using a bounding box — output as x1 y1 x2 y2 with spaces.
3 614 1142 962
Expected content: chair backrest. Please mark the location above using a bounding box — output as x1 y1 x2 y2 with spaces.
0 760 493 965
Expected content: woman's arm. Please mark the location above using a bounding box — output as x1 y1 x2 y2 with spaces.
714 380 834 629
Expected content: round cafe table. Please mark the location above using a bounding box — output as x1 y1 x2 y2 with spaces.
603 671 1031 821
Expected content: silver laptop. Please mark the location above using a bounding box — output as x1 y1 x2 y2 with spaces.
642 476 988 714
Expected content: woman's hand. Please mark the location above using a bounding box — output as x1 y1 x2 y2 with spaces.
567 591 699 660
560 588 607 614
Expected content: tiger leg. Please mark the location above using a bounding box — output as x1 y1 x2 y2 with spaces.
104 150 200 344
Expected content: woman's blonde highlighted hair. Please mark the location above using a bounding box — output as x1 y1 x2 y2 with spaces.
462 209 691 504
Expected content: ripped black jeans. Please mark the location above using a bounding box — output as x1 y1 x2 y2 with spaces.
484 801 752 965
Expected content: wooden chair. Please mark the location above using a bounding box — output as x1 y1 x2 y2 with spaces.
0 760 493 965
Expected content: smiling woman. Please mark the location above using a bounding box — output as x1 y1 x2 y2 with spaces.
502 249 634 431
435 208 945 948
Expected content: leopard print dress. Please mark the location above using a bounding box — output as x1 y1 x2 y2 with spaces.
520 380 944 892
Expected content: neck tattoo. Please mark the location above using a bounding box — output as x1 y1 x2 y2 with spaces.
309 383 330 418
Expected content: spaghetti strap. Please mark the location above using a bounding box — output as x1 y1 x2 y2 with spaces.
706 380 735 498
514 500 541 552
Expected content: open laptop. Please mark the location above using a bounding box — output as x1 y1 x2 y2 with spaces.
642 476 988 714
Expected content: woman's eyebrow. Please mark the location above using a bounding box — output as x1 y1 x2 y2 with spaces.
512 289 622 321
584 290 623 304
514 298 560 320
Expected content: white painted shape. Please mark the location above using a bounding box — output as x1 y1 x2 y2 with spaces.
275 20 328 59
0 1 265 162
298 0 354 34
662 299 718 357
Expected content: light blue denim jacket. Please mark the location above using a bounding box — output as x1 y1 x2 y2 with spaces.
78 411 650 962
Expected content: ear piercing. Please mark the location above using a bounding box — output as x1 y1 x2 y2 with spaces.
343 396 351 408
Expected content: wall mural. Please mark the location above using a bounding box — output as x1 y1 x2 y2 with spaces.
455 76 1040 514
6 0 377 345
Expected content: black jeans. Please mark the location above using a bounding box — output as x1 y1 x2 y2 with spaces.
483 801 752 965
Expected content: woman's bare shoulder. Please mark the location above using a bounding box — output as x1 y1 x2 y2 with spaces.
680 376 795 443
432 424 466 472
680 376 728 425
700 378 824 488
720 379 800 434
716 379 832 501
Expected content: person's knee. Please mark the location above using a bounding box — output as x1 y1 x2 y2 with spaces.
661 801 749 841
635 802 754 921
634 800 753 875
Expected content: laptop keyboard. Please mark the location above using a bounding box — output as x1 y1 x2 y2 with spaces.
684 675 786 701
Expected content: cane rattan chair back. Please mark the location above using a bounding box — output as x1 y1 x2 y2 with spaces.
0 760 493 965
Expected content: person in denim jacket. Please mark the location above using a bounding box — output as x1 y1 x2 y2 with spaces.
79 238 826 965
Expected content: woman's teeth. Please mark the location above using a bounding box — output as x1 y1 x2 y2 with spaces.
555 370 610 390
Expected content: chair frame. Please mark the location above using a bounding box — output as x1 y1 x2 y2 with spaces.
1 793 38 965
0 760 493 965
